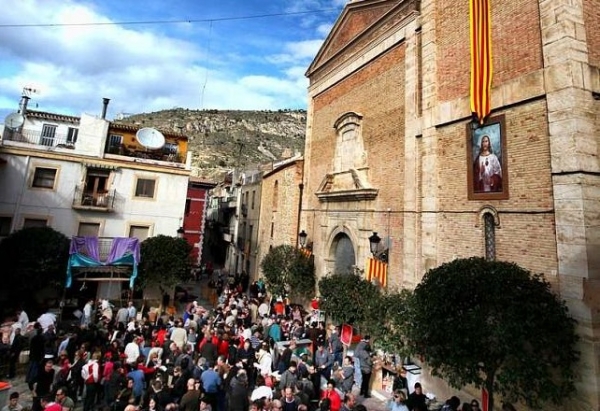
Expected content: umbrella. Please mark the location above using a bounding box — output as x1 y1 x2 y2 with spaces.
37 312 57 332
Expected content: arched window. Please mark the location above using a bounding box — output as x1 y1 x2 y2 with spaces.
272 180 279 211
483 212 496 261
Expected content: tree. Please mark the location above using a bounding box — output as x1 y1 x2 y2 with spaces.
0 226 70 310
318 273 380 325
406 257 579 409
318 273 412 355
137 235 193 292
260 244 315 303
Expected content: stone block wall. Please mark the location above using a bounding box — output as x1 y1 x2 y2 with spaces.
256 161 304 277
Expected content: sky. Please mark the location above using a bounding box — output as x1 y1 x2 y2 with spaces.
0 0 347 120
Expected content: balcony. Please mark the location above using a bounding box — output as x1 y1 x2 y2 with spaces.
219 196 237 210
105 144 185 166
2 128 76 148
72 185 116 212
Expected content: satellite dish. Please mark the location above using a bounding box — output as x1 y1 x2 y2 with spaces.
136 127 165 149
4 112 25 130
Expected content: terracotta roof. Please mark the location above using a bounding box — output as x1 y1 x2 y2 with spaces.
109 122 187 140
26 110 80 124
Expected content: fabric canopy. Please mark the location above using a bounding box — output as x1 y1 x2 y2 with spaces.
66 237 140 289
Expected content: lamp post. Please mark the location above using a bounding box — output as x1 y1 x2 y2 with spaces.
369 232 381 256
177 226 185 238
298 230 308 249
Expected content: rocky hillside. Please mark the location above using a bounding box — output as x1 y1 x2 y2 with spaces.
115 108 307 181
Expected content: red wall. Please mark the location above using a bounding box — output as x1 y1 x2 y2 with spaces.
182 182 212 265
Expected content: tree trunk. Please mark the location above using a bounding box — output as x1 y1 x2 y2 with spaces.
485 374 495 411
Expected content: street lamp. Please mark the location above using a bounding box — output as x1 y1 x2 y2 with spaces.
177 226 185 238
298 230 308 249
369 232 381 256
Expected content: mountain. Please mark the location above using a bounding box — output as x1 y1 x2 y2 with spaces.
115 108 307 181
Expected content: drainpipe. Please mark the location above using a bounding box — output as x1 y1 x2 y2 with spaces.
296 182 304 247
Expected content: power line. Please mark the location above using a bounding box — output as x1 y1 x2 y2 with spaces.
0 8 340 28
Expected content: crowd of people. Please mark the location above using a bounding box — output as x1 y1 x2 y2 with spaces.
1 272 513 411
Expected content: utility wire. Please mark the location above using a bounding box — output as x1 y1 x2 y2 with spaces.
200 20 213 110
0 9 340 28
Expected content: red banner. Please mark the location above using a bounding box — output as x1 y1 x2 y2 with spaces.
340 324 353 346
470 0 493 124
482 388 488 411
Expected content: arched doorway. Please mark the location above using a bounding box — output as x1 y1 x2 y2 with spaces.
331 233 356 275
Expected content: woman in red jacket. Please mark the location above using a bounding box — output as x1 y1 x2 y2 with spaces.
320 380 341 411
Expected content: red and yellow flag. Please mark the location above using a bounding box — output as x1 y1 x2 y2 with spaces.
469 0 493 124
366 257 388 288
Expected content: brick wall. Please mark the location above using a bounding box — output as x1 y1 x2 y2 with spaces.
583 0 600 67
257 161 303 275
311 45 406 206
434 99 557 275
436 0 543 102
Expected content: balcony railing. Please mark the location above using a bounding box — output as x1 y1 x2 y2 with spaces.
105 144 185 165
72 185 116 212
2 128 76 148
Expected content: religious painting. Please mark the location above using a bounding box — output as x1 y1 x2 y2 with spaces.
467 115 509 200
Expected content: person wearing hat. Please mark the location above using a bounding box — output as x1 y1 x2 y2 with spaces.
1 392 23 411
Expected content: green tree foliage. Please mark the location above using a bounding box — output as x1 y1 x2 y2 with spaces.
365 289 413 356
0 226 69 306
137 235 193 292
318 273 380 326
407 257 579 409
318 273 412 355
260 244 315 303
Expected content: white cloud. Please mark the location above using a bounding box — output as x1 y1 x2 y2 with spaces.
0 0 340 116
266 40 324 65
317 23 335 37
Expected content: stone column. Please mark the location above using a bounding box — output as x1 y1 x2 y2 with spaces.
541 0 600 407
403 16 423 287
418 0 439 278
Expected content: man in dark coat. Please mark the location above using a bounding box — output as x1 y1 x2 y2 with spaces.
227 370 249 411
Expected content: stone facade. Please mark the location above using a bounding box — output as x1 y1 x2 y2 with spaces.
256 159 304 278
303 0 600 409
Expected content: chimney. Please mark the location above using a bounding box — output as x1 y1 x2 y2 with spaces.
18 95 30 114
101 98 110 119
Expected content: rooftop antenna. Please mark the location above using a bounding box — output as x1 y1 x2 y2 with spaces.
22 87 38 97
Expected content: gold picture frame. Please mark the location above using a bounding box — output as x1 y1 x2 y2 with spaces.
467 115 509 200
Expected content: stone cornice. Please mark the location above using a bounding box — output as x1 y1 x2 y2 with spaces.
316 188 379 202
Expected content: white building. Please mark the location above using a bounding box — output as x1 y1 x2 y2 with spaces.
0 95 192 299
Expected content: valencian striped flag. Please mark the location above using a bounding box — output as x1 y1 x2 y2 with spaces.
365 257 388 288
470 0 493 124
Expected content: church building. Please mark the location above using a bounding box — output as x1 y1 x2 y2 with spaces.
301 0 600 408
